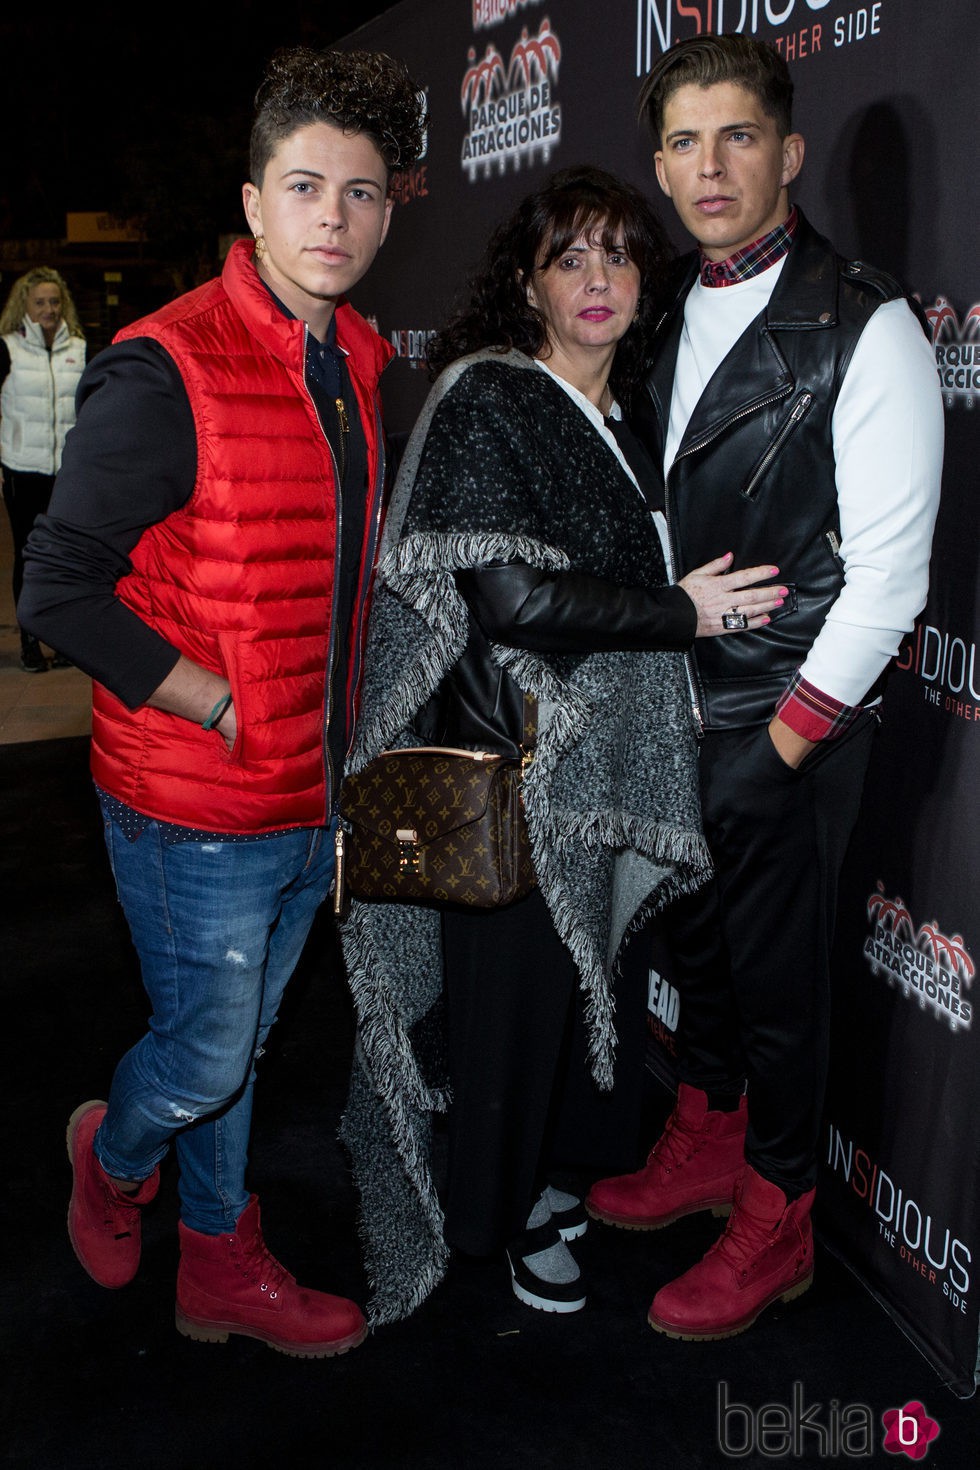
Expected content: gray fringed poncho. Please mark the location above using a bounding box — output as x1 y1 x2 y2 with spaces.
339 350 711 1325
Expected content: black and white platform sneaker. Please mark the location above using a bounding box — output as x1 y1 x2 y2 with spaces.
506 1220 586 1313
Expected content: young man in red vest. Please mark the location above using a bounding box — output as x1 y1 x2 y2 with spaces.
20 46 426 1358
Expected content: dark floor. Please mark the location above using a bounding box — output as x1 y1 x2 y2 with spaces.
2 735 976 1469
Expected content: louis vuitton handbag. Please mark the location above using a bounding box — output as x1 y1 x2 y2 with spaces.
336 704 537 910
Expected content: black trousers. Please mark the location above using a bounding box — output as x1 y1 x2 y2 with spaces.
440 885 648 1256
1 466 55 614
662 712 877 1195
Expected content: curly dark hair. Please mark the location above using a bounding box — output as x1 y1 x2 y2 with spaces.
249 46 428 184
637 32 794 142
425 166 674 402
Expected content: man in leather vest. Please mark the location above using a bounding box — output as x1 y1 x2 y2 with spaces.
20 47 426 1358
586 32 944 1340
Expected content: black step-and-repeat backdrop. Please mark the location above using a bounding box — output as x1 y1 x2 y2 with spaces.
339 1 979 1396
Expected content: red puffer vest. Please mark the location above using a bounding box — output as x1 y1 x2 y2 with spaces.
90 239 392 832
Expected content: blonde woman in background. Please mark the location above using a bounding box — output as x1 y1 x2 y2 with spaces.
1 267 86 671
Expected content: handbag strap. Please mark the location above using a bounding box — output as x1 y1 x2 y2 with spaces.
521 692 538 760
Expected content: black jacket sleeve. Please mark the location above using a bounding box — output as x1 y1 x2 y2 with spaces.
455 562 697 654
18 339 197 707
414 563 696 756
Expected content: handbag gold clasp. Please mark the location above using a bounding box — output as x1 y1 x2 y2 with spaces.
396 828 422 874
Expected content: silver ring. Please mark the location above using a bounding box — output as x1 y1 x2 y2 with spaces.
722 608 749 631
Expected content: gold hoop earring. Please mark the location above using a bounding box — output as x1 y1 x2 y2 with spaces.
253 235 267 261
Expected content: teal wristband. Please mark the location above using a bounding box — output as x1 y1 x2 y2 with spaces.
202 692 233 731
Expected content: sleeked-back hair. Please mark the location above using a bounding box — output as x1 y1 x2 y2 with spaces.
637 32 794 142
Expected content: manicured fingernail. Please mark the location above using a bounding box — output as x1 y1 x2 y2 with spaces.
769 567 779 574
778 587 788 596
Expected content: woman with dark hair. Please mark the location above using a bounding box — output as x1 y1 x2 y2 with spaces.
339 166 784 1325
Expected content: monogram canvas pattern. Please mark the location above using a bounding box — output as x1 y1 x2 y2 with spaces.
340 748 536 907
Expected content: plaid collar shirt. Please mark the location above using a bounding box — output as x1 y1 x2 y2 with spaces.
699 206 799 287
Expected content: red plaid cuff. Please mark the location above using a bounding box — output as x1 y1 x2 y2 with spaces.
775 674 860 742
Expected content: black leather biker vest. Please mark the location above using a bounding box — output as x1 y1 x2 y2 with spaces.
633 211 919 730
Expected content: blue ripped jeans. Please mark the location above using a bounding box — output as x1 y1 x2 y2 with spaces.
94 796 335 1233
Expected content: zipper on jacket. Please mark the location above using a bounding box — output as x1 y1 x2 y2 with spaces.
333 823 346 915
660 467 705 739
652 492 704 739
321 427 343 812
655 378 798 736
680 640 704 739
47 353 57 475
307 357 386 821
302 331 345 816
740 390 814 501
335 397 349 483
673 384 794 464
651 390 706 739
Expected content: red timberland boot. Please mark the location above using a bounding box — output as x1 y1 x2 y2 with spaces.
175 1195 367 1358
647 1165 815 1340
66 1100 160 1289
585 1084 746 1229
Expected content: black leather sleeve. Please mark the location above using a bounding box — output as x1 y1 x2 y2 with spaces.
455 562 697 654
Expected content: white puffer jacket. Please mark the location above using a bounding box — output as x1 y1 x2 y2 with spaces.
1 317 86 474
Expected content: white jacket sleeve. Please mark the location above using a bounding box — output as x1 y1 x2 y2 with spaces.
798 297 945 706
